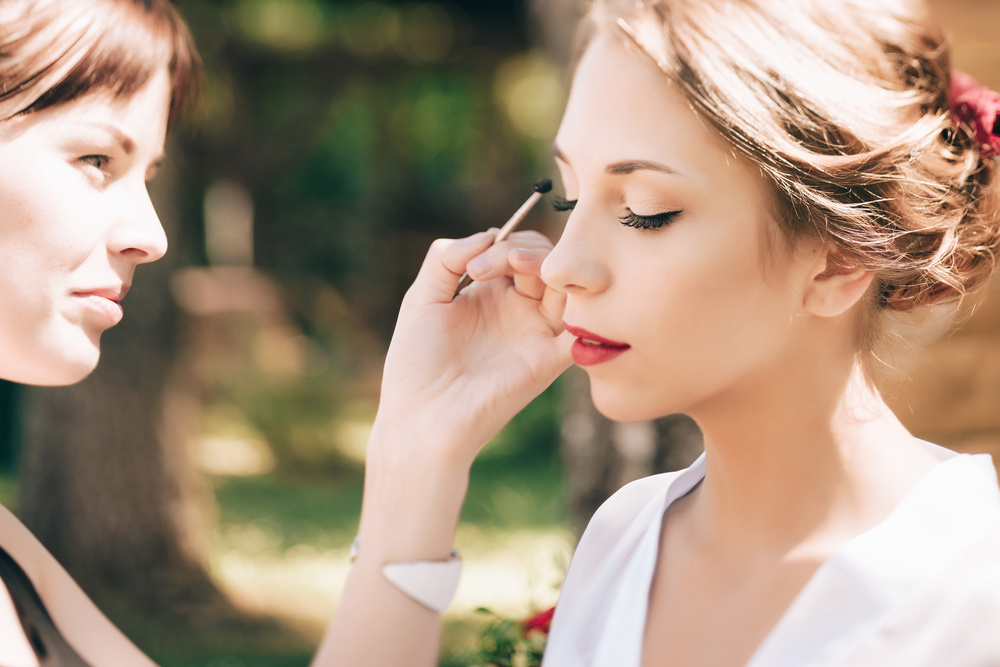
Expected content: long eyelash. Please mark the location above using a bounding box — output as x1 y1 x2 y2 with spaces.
552 196 577 212
619 209 682 230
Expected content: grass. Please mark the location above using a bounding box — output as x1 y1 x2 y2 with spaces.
0 385 573 666
0 457 570 666
188 387 573 666
194 456 571 665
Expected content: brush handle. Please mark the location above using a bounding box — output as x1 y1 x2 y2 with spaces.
453 191 545 298
495 191 543 242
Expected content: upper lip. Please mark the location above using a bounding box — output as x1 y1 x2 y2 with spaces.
72 285 130 302
563 322 630 347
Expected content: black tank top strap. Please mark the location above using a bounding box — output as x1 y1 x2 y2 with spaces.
0 545 92 667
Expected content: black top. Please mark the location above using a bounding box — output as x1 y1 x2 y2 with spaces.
0 546 92 666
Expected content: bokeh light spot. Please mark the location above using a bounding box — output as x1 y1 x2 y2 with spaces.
397 3 455 62
235 0 326 53
338 3 402 58
494 52 565 140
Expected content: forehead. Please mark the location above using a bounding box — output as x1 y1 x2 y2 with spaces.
556 34 752 181
555 33 798 268
63 73 172 123
0 69 171 149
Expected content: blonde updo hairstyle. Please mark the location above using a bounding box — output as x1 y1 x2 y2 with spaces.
583 0 1000 356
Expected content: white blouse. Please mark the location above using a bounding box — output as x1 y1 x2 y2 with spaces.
543 442 1000 666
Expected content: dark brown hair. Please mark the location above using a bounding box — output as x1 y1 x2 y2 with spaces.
0 0 201 125
583 0 1000 353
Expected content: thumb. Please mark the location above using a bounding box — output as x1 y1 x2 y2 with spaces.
407 230 498 304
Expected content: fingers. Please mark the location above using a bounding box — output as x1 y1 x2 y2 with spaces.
408 230 498 304
408 229 553 305
540 284 568 333
462 230 552 298
510 248 548 300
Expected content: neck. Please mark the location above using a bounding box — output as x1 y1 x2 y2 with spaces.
686 349 938 560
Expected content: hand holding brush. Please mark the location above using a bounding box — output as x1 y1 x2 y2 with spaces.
453 177 552 299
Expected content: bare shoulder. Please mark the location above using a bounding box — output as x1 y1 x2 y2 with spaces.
0 503 156 666
0 503 48 667
0 502 50 585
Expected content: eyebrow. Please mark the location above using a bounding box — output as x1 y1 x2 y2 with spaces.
552 143 680 176
72 121 136 155
75 121 167 168
103 123 135 156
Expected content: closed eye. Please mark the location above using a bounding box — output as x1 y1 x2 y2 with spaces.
552 196 577 212
553 196 681 230
619 209 682 230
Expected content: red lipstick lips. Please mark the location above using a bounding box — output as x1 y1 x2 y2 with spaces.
563 323 631 366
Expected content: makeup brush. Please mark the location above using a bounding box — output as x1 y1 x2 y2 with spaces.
453 177 553 299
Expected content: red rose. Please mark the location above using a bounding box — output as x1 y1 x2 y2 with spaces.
522 606 556 636
950 71 1000 158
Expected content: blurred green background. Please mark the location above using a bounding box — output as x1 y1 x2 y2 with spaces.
162 5 578 660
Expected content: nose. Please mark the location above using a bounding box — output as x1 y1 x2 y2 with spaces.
541 207 612 295
107 181 168 264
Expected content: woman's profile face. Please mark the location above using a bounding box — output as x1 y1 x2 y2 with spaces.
543 35 822 422
0 69 171 386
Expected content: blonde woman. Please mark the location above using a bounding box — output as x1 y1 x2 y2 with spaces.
324 0 1000 665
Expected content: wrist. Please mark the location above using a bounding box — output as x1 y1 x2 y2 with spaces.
357 422 471 563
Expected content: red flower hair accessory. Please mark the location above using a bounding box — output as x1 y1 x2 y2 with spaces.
950 71 1000 158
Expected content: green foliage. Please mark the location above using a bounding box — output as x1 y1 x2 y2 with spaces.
0 472 16 510
213 473 363 552
113 1 574 664
215 379 362 481
174 0 566 346
480 382 562 464
465 608 547 667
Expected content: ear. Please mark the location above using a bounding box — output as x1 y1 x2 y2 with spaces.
803 246 874 318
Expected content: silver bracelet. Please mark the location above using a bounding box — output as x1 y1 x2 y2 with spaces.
350 537 462 613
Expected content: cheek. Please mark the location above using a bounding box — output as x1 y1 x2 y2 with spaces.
3 187 102 264
0 189 105 343
635 233 796 372
644 234 765 326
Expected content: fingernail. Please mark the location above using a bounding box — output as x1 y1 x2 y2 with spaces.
467 254 493 276
514 248 542 262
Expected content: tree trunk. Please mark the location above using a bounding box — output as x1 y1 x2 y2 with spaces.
17 147 220 617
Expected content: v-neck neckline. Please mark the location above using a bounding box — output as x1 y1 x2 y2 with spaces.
748 448 1000 665
594 443 1000 667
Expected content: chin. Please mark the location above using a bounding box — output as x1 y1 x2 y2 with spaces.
589 382 673 423
21 356 98 386
53 343 102 384
49 363 98 386
11 342 101 386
